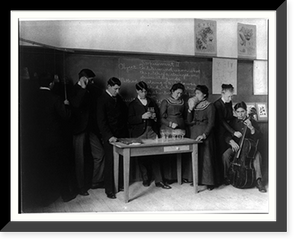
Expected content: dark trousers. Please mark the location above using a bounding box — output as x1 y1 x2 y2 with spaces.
73 132 87 190
89 132 105 184
139 156 163 183
73 131 105 190
103 141 123 195
136 126 163 183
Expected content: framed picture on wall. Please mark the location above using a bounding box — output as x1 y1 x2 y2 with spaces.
256 103 268 121
237 23 257 59
194 19 217 56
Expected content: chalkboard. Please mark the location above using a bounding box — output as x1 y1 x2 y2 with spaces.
62 51 266 105
118 57 209 104
65 53 119 91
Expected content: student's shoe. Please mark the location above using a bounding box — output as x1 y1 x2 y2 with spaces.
256 179 267 193
223 178 231 186
183 178 192 183
142 179 151 187
79 189 89 196
106 192 116 199
155 181 172 189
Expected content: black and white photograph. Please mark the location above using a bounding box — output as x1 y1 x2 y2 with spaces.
6 6 288 234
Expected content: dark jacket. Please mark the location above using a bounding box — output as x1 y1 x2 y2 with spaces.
225 117 262 146
69 83 101 135
34 88 71 149
214 97 235 154
97 91 128 143
128 97 160 138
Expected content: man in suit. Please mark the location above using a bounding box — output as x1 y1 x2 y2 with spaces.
69 69 105 196
97 77 128 199
128 81 171 189
24 72 74 209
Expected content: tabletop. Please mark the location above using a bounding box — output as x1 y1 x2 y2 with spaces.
111 137 200 149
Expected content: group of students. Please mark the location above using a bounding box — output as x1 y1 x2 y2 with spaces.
20 67 267 210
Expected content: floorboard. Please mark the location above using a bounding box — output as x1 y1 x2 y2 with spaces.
25 181 269 214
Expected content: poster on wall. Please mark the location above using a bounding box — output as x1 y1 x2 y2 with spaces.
256 103 268 121
253 60 268 95
237 23 257 59
194 19 217 56
212 58 237 95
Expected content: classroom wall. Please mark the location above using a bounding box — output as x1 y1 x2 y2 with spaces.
19 45 269 180
19 18 269 184
19 18 268 59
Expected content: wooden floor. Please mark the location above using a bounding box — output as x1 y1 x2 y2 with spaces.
27 181 268 213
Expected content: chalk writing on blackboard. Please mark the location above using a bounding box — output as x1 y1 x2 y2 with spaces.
118 58 201 104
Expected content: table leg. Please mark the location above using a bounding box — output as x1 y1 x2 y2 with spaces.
192 143 198 193
123 148 130 203
113 145 120 194
177 153 182 185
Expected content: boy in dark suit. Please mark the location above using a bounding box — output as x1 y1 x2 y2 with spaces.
97 77 128 199
69 69 105 196
128 81 171 189
214 84 240 186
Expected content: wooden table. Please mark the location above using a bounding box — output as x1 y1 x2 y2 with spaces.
111 138 200 203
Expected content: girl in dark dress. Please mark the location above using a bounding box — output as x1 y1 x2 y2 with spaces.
160 83 186 131
187 85 216 191
213 84 242 186
160 83 187 183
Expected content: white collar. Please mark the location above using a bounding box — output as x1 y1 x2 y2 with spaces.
138 95 147 105
106 89 114 97
40 87 50 91
221 97 227 104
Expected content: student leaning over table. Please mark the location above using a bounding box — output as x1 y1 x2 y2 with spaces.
96 77 128 199
187 85 217 192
